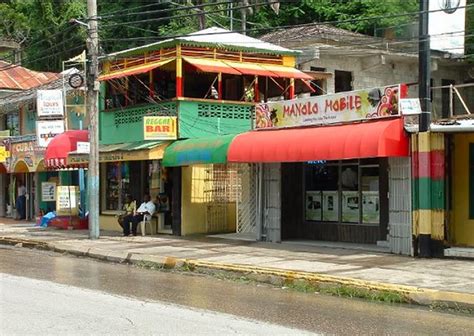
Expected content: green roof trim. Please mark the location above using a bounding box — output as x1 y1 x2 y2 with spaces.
162 134 237 167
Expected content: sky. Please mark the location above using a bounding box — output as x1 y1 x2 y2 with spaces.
429 0 466 54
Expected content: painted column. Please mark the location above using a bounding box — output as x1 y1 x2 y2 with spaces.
176 45 183 98
289 78 295 99
412 132 445 257
217 73 222 100
254 76 259 102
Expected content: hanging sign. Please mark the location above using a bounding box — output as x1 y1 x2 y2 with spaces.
37 90 64 117
256 84 404 129
143 116 177 140
36 120 65 147
76 142 90 154
400 98 422 115
41 182 56 202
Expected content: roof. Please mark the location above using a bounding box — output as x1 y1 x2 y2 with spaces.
107 27 299 59
0 61 59 91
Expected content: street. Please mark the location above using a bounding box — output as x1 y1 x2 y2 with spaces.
0 246 473 335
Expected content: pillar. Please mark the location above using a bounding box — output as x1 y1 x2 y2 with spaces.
0 173 5 217
176 45 183 98
218 73 222 100
289 78 295 99
254 76 259 102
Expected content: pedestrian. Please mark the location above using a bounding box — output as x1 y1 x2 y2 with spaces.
117 195 136 229
122 194 155 236
16 180 26 220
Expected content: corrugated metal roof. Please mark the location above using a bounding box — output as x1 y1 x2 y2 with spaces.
107 27 299 59
0 61 59 90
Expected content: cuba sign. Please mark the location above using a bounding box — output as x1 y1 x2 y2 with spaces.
143 116 178 140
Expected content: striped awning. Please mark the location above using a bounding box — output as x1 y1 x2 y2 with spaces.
183 57 241 75
99 59 174 81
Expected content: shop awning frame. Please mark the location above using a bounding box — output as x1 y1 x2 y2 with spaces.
183 57 241 75
228 118 409 163
99 59 174 81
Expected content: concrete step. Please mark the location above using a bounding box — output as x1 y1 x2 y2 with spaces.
444 247 474 259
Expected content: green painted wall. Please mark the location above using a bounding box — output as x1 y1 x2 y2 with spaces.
99 100 253 144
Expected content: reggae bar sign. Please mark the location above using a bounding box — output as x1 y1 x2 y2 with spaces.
255 84 405 129
143 116 178 140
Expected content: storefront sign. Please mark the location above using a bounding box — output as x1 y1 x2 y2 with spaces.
400 98 422 115
76 142 90 154
256 84 403 129
0 146 10 163
56 186 79 216
41 182 56 202
37 90 64 117
36 120 65 147
7 140 45 172
143 116 177 140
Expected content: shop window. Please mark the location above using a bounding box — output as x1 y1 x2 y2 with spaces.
304 160 380 224
6 113 19 136
305 162 339 222
335 70 352 93
105 162 130 211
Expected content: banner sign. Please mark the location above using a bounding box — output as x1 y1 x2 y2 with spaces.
41 182 56 202
143 116 177 140
36 120 65 147
256 84 403 129
76 142 90 154
37 90 64 117
400 98 422 115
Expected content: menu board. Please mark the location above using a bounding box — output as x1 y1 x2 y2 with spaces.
56 186 79 216
305 191 322 221
322 191 339 221
342 191 359 223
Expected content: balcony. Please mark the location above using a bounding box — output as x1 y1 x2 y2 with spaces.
100 98 254 145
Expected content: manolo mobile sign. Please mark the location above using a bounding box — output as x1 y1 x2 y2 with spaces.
255 84 404 129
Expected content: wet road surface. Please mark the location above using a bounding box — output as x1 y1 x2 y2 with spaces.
1 246 473 335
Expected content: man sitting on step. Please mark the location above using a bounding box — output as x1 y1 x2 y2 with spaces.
122 194 156 236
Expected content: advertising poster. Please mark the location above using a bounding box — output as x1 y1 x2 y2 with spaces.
143 116 178 140
255 84 402 129
305 191 322 221
362 191 379 224
37 90 64 117
41 182 56 202
322 191 338 222
36 120 65 147
342 191 359 223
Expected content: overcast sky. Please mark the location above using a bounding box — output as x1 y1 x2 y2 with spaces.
429 0 466 54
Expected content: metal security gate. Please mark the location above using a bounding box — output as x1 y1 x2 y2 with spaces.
236 164 257 234
388 157 413 255
261 163 281 242
204 164 241 233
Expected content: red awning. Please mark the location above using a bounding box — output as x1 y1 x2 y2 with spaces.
259 64 314 80
223 60 275 77
228 118 408 163
45 130 89 169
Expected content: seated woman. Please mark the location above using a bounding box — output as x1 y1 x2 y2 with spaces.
117 195 136 229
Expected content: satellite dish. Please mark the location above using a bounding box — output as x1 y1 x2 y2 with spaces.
438 0 461 14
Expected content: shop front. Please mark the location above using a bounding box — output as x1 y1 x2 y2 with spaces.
68 141 173 234
228 85 414 254
163 134 257 238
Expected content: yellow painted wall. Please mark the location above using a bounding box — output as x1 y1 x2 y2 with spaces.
181 164 237 236
100 215 122 232
452 134 474 246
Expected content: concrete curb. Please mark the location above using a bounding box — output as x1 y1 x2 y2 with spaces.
1 236 473 311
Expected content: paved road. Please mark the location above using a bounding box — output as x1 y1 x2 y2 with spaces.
1 246 473 335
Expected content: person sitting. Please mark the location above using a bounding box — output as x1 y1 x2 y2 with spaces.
122 194 155 236
117 195 136 229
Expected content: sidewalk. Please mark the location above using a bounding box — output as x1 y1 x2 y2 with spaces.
1 220 473 309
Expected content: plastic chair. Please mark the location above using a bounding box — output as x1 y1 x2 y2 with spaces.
139 214 152 236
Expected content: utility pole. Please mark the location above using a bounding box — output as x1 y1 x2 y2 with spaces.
86 0 100 239
417 0 432 257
